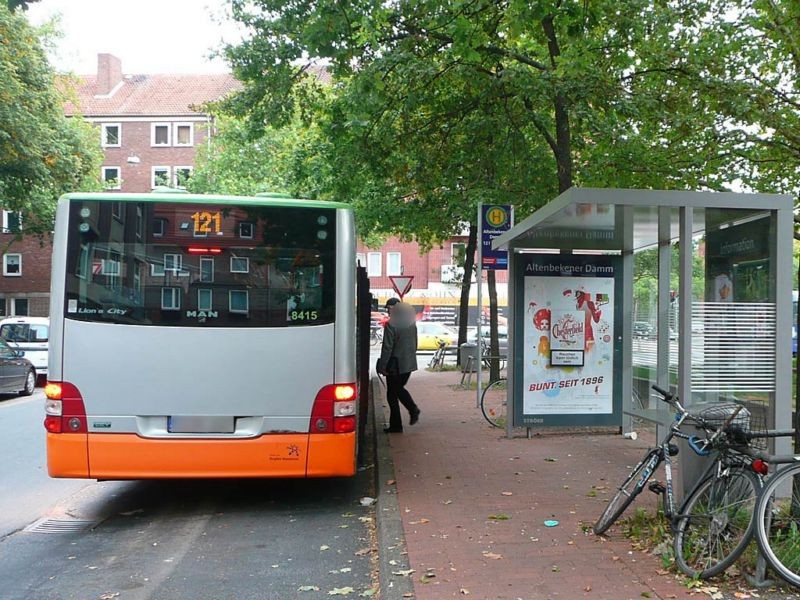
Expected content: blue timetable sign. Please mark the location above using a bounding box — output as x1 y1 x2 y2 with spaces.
481 204 512 270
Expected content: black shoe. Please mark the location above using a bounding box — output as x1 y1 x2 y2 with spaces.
409 409 421 426
383 427 403 433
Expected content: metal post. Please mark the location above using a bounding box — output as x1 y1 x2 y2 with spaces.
476 203 483 408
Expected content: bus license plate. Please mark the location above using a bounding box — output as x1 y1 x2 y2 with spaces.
168 416 235 433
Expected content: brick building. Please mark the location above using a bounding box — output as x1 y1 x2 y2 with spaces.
0 54 239 316
2 53 506 322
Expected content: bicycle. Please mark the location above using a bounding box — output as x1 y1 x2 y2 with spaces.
594 385 767 579
369 325 383 347
751 443 800 587
480 377 507 428
428 340 448 370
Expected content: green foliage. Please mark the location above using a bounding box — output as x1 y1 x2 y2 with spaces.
0 6 102 234
220 0 790 250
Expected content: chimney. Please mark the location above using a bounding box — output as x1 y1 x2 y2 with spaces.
97 53 122 96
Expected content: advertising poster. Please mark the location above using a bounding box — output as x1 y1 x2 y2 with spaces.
518 255 619 425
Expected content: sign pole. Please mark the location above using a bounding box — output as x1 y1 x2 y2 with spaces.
476 203 483 408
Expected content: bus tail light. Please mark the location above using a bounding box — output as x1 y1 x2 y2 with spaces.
310 384 357 434
44 381 87 434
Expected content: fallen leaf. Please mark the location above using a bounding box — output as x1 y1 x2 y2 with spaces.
320 545 330 551
460 589 470 595
501 491 513 496
551 565 560 572
544 457 558 462
359 497 376 506
359 590 377 598
328 587 354 596
354 548 371 556
386 479 396 485
482 552 503 560
393 569 415 577
488 514 510 521
298 586 320 592
584 586 592 592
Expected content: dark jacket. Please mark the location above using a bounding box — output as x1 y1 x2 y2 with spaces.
378 303 418 374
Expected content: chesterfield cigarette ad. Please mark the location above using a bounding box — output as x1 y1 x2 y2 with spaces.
523 263 615 416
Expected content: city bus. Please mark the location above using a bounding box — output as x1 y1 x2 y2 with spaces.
45 192 357 479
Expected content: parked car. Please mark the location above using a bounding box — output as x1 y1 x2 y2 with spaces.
416 321 458 351
0 337 36 396
468 326 509 355
0 316 49 381
632 321 654 338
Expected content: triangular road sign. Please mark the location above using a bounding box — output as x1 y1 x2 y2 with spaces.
389 276 414 299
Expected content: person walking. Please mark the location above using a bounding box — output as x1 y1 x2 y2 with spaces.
377 298 420 433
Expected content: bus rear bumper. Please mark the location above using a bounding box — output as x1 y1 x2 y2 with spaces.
47 432 357 479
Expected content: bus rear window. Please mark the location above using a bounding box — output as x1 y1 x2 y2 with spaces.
63 200 337 327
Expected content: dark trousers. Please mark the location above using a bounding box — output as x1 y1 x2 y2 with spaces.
386 372 418 430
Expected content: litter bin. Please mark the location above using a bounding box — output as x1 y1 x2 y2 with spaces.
459 342 478 373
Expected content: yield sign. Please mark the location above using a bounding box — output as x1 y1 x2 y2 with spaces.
389 276 414 299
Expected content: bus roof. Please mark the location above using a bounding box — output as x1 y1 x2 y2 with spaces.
59 192 352 211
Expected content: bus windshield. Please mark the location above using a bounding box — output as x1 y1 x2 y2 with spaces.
63 200 337 327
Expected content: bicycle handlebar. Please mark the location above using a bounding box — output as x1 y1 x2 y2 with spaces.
651 384 672 402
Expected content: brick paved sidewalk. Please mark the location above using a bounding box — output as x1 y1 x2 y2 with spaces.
375 367 786 600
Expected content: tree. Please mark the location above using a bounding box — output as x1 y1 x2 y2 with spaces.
221 1 760 367
1 6 101 234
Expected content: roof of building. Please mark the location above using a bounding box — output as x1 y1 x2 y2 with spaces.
63 73 242 117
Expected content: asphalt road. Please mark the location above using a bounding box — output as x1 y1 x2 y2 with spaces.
0 391 379 600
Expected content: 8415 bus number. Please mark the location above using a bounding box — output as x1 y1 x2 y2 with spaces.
290 310 318 321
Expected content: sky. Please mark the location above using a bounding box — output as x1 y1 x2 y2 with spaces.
26 0 244 75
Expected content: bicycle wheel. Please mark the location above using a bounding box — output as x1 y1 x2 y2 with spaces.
480 379 507 428
594 449 661 535
673 466 759 579
755 463 800 587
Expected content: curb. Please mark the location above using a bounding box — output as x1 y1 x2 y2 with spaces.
371 375 415 600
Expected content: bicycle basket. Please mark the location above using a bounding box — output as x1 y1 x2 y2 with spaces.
698 402 767 450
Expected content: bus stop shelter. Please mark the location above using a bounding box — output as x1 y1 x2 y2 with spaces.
492 188 794 476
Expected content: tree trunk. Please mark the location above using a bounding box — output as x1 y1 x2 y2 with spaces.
457 221 478 365
542 14 573 193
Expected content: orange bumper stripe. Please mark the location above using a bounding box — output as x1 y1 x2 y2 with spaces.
48 433 356 479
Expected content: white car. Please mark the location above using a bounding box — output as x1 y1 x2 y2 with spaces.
0 316 49 381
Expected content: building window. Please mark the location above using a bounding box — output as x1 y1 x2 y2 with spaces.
198 289 213 311
152 166 170 188
238 222 254 239
387 252 402 276
3 254 21 276
13 298 28 316
451 242 467 264
161 288 180 310
367 252 381 277
153 218 166 237
151 124 170 146
112 201 124 222
76 244 90 280
1 211 21 234
163 253 182 274
231 256 249 273
101 123 121 147
199 257 214 283
174 123 194 146
229 290 249 314
102 167 121 190
136 205 144 239
174 166 193 188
